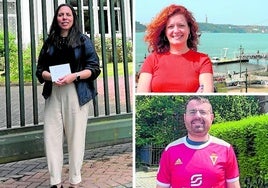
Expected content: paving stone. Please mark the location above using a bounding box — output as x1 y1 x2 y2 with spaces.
0 143 132 187
136 170 157 188
0 177 8 182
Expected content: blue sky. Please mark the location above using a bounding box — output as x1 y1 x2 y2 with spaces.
135 0 268 26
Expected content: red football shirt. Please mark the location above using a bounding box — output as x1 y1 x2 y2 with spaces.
140 50 213 92
157 136 240 188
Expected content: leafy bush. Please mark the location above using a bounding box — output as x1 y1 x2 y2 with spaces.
210 115 268 187
0 31 44 83
11 45 41 83
94 36 132 63
0 31 17 72
0 31 17 57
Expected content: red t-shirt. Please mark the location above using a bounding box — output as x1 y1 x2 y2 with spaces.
140 50 213 92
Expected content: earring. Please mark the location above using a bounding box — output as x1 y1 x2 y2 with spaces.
163 35 168 41
188 33 192 39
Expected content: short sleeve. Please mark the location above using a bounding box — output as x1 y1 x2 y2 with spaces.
156 149 171 187
199 55 213 74
225 146 240 182
139 53 156 74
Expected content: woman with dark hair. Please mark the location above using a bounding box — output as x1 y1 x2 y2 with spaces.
137 4 214 93
36 4 100 188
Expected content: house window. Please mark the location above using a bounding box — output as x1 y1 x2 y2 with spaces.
114 0 120 33
97 0 109 34
69 0 121 35
0 1 17 34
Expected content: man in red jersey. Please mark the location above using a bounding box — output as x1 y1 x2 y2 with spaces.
156 96 240 188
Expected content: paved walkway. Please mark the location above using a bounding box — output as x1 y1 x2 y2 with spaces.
0 143 132 188
135 170 157 188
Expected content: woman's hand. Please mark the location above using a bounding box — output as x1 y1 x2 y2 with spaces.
54 73 76 86
42 71 52 81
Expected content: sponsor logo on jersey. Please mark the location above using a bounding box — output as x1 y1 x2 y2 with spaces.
210 152 218 165
191 174 202 186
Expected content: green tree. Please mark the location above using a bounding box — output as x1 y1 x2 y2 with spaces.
136 96 186 146
207 95 260 123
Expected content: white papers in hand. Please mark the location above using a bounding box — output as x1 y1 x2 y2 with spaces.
49 63 71 82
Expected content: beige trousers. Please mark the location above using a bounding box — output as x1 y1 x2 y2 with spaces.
44 83 90 185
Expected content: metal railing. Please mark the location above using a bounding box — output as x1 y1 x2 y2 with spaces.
138 144 165 166
0 0 132 129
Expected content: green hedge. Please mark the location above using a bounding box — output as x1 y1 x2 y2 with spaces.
210 115 268 187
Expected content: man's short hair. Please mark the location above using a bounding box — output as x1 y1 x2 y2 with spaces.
185 96 212 112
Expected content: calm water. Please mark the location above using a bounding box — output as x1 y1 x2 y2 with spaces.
135 32 268 73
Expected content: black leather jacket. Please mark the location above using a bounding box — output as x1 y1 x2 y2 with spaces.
36 34 100 106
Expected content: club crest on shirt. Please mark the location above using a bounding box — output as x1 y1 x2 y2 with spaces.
174 158 183 165
210 153 218 165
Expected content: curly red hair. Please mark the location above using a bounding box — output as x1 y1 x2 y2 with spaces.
144 4 199 53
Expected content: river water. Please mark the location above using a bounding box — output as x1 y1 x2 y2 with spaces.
135 32 268 74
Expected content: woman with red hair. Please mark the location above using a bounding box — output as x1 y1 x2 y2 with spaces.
137 4 214 93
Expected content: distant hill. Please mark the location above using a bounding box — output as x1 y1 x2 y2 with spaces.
136 21 268 33
136 21 146 32
198 22 268 33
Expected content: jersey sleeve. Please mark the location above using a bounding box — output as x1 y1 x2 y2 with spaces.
225 145 240 182
156 149 171 187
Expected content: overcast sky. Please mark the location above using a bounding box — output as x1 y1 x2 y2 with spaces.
135 0 268 26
